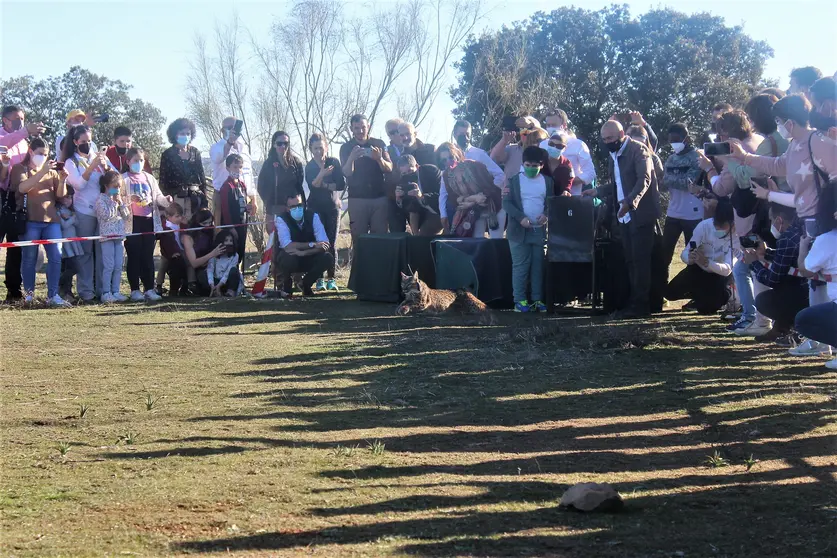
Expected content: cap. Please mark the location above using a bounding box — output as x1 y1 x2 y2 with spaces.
66 109 86 121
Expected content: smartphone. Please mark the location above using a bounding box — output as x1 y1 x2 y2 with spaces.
613 112 632 122
0 146 7 155
54 161 65 171
502 115 519 132
689 241 697 250
804 218 820 238
93 113 109 123
703 142 731 156
739 234 760 249
233 119 244 134
363 147 372 157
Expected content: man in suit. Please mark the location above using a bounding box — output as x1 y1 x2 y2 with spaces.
584 120 660 318
396 154 443 236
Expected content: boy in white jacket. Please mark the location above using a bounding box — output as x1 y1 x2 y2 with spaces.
665 198 739 314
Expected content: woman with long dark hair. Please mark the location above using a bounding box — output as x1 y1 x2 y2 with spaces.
180 208 226 296
257 131 305 232
158 118 207 219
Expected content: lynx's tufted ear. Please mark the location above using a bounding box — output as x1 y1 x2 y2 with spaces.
400 272 410 280
413 270 419 280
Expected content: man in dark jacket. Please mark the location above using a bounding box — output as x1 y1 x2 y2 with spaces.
396 155 443 236
584 120 660 317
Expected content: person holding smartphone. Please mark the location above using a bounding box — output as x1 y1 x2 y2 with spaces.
9 138 72 306
665 198 737 314
209 117 255 226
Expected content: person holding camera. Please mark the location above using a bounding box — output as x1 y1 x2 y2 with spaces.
395 154 442 237
305 133 345 291
9 138 71 306
158 118 207 220
665 198 737 314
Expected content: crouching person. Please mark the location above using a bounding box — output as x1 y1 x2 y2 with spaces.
275 194 333 297
665 198 737 314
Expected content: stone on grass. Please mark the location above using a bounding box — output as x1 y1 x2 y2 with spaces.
560 482 624 512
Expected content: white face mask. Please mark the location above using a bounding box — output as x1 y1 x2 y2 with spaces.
770 223 781 239
31 154 47 168
671 142 686 154
776 121 792 140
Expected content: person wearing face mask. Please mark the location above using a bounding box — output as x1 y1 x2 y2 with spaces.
661 123 704 285
395 154 442 237
206 229 243 297
158 118 207 219
8 138 72 306
544 110 596 194
503 146 553 313
94 171 131 303
219 153 253 274
436 142 501 238
121 147 171 302
582 120 660 318
741 203 808 344
55 109 97 163
538 131 574 196
105 126 152 174
209 117 256 226
0 105 46 302
275 194 333 297
63 124 113 301
665 198 737 314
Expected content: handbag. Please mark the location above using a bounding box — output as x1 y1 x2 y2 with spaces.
486 199 499 230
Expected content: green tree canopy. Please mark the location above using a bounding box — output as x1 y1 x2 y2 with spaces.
1 66 166 169
451 5 774 154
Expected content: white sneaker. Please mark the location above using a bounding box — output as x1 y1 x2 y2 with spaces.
735 320 773 337
826 358 837 370
130 290 145 302
144 289 162 301
47 294 72 308
100 293 115 304
789 339 833 357
112 292 128 302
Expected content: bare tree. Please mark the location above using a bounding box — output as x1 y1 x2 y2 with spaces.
404 0 483 127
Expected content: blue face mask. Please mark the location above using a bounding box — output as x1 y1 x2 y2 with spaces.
290 206 304 221
546 146 563 158
129 161 142 173
713 228 728 239
176 135 190 146
108 187 120 196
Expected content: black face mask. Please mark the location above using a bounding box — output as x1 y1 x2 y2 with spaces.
402 171 419 184
455 134 469 150
77 142 91 155
605 138 624 153
115 146 128 155
809 108 837 132
226 244 236 256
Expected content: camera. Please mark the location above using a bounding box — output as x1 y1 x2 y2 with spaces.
93 113 109 123
739 234 760 249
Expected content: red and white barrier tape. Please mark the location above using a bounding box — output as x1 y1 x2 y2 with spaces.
788 267 834 283
0 221 265 249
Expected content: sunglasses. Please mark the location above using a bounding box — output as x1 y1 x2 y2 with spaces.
274 141 289 147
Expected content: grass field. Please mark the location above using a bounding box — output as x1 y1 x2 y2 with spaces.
1 291 836 557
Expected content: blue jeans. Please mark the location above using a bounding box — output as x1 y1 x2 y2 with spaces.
733 259 755 320
22 221 62 298
795 302 837 347
74 212 103 300
510 226 545 303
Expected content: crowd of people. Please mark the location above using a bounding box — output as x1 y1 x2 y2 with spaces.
0 65 835 367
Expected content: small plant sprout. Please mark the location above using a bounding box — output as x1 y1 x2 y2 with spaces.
705 450 729 468
331 444 358 458
145 394 157 411
367 440 386 456
78 404 89 419
744 454 758 472
56 441 71 456
117 432 138 445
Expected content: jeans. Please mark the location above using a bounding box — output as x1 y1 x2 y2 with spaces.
318 208 339 278
661 217 700 282
100 239 124 294
125 215 156 292
509 226 545 303
795 302 837 347
665 264 730 315
733 259 756 320
21 221 62 298
277 250 335 291
75 212 103 300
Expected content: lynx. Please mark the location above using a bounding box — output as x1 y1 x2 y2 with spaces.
396 271 487 315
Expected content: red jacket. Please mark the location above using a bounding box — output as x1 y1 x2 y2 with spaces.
105 146 153 174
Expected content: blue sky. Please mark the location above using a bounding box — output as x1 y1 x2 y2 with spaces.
2 0 836 152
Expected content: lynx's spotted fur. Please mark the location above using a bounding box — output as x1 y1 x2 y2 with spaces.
396 271 487 315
